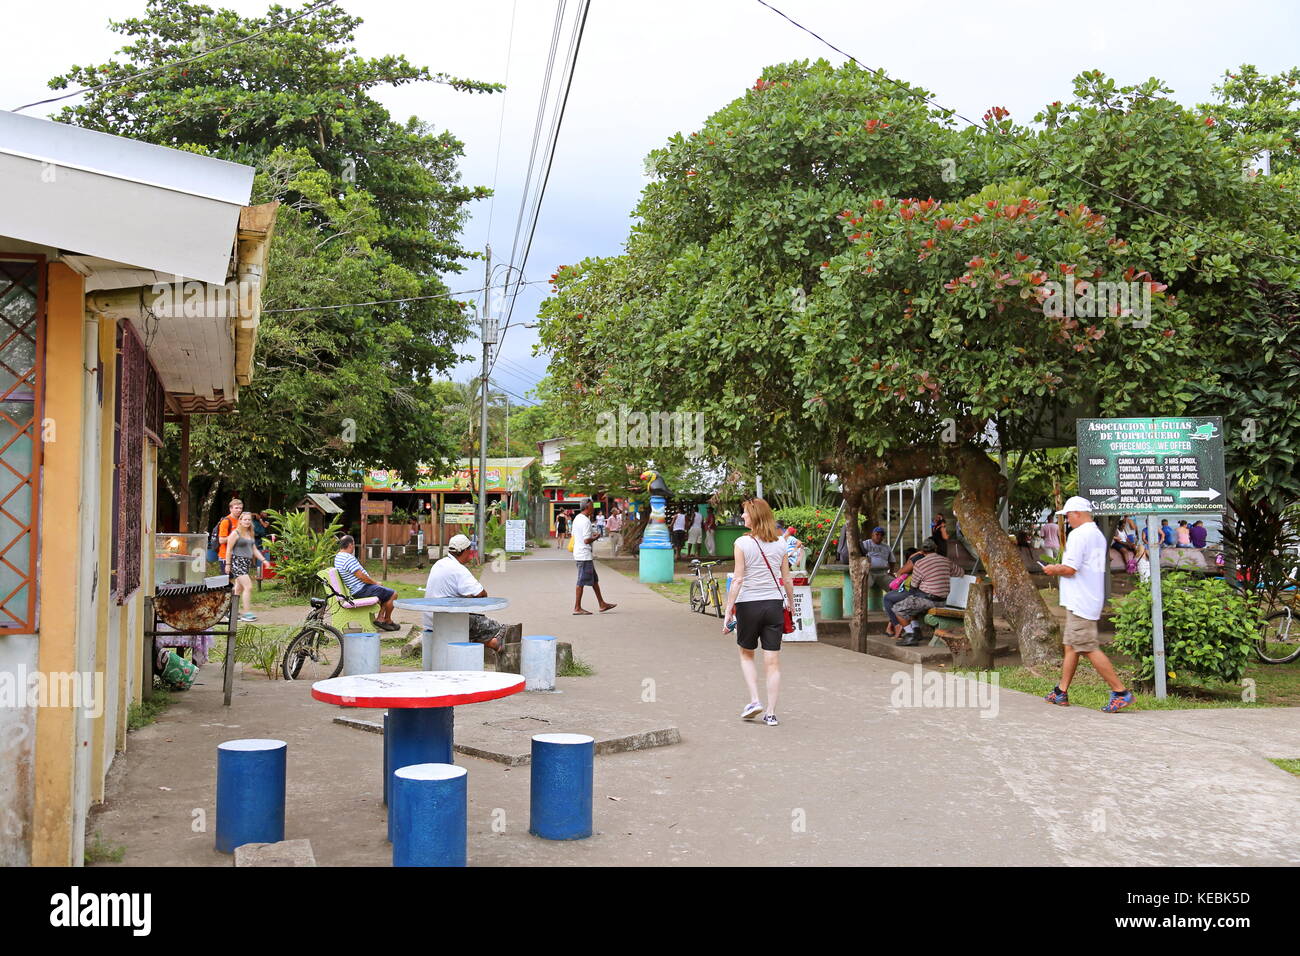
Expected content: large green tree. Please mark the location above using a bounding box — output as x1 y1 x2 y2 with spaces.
49 0 500 522
540 61 1300 663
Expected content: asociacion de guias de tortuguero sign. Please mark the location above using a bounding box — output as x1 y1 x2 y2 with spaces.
1076 417 1226 515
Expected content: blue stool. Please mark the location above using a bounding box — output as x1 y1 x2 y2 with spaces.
385 708 454 842
382 712 390 807
215 738 287 854
391 763 468 867
529 733 594 840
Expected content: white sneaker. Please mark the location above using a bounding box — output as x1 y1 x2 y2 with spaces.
762 714 779 726
741 701 763 719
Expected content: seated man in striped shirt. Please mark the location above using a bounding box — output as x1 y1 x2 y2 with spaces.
891 540 958 647
334 536 401 631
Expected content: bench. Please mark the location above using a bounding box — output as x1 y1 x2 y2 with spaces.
318 567 381 632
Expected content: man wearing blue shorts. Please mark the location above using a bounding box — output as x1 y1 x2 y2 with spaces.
334 536 400 631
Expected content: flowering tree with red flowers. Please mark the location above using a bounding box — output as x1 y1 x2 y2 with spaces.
540 61 1300 664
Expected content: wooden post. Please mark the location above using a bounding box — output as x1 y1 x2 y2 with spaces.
361 491 369 559
965 579 996 668
382 513 389 580
178 415 191 532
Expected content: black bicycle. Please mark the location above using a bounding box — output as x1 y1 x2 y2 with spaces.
688 559 724 618
281 595 346 681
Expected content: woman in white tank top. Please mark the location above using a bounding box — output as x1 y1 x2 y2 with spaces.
723 497 795 726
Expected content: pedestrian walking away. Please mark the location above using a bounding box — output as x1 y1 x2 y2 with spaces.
723 497 795 726
424 533 509 654
1041 496 1134 713
572 498 616 615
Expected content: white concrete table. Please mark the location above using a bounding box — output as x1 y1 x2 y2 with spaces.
394 596 510 671
312 671 525 824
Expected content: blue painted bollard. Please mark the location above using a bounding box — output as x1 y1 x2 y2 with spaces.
386 707 454 842
215 738 287 854
529 733 594 841
391 763 468 867
445 641 484 671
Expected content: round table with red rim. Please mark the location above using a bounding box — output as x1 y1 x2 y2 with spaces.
312 671 525 820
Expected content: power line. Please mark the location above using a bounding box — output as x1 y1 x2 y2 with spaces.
261 279 550 314
13 0 340 112
489 377 541 407
492 0 592 377
753 0 1300 268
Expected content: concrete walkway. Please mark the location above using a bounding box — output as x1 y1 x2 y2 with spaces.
92 553 1300 866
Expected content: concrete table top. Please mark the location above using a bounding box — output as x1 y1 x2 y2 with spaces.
311 671 525 709
394 596 510 614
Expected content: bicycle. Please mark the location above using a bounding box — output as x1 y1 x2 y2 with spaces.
281 591 346 681
688 559 724 618
1255 574 1300 665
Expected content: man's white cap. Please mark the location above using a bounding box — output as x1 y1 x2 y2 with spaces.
1055 496 1093 515
447 534 472 553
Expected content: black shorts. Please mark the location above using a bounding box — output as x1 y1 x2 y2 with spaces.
352 581 395 604
576 560 598 587
735 599 784 652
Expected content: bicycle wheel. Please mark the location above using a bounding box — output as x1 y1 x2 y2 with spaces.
708 578 724 617
1255 607 1300 664
689 578 705 614
282 622 346 681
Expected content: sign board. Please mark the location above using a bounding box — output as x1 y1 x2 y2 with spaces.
1076 417 1225 514
443 503 475 514
360 499 392 517
442 513 475 525
787 585 819 642
505 520 527 553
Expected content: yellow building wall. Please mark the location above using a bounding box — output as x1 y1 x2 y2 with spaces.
30 264 87 866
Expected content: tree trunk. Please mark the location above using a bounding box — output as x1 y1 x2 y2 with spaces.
198 479 221 536
844 493 870 653
622 512 650 552
951 449 1061 666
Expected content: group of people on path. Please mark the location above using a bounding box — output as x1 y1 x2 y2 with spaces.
215 497 271 623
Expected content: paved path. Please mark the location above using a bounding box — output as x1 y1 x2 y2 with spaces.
93 552 1300 866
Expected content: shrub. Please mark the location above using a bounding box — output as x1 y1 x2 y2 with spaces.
1111 572 1261 685
264 508 342 596
235 623 293 680
773 505 843 548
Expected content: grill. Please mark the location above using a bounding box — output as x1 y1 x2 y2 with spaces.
147 577 238 706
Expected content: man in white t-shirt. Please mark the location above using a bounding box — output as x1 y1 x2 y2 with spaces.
1041 496 1133 712
671 509 688 561
572 498 616 615
424 534 507 653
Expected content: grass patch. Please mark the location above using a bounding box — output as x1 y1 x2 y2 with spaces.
84 831 125 864
988 656 1299 710
1270 759 1300 776
559 657 595 677
127 691 173 731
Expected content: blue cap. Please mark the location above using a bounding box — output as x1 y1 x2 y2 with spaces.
872 526 885 533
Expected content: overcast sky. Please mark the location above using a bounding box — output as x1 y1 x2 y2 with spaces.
5 0 1298 404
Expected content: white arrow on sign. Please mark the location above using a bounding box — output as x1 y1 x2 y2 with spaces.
1180 488 1220 501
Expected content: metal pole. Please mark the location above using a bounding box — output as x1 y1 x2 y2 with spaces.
809 499 847 580
754 441 763 499
478 245 492 560
1149 514 1167 699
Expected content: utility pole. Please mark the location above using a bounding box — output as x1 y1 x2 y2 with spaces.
478 244 494 560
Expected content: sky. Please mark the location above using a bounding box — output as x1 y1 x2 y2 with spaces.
4 0 1299 407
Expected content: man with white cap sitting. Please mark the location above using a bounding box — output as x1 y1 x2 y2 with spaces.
1040 496 1134 713
424 533 508 654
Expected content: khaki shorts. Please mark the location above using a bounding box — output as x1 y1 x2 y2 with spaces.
1063 610 1101 652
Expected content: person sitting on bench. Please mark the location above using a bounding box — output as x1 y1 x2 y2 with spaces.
334 535 400 631
424 533 508 654
890 540 958 647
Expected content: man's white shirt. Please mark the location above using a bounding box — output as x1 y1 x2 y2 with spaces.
423 555 483 628
1060 520 1107 620
571 513 594 561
